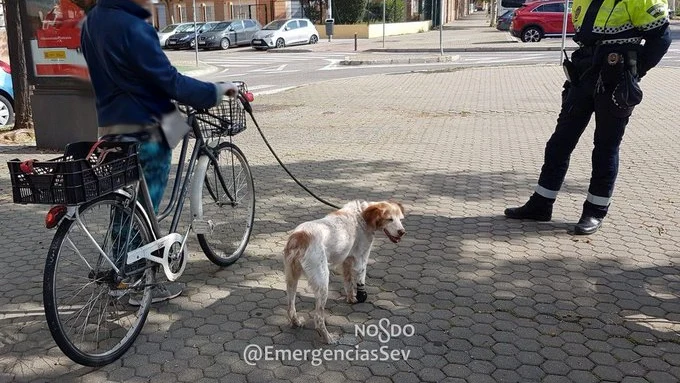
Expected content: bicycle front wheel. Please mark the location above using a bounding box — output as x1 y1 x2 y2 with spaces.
43 193 154 367
198 142 255 266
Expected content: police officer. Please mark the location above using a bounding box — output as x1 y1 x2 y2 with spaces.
505 0 672 235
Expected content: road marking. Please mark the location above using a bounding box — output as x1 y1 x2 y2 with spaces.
250 70 300 74
248 85 276 90
254 86 298 95
250 64 288 72
319 61 464 71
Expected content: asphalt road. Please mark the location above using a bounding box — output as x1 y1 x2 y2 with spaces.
166 41 680 95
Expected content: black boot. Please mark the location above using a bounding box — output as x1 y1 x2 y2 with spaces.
504 193 554 221
574 201 607 235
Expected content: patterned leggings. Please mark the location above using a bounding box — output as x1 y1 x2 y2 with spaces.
106 138 171 271
137 140 172 213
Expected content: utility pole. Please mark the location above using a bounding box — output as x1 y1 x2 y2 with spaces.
193 0 198 66
559 0 568 64
439 0 443 55
382 0 386 47
328 0 333 41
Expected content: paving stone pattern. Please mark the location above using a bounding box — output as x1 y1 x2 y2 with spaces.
1 65 679 382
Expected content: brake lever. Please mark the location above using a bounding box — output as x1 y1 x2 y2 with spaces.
238 90 254 114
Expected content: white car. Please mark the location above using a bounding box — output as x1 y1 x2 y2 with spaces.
251 18 319 50
158 23 193 48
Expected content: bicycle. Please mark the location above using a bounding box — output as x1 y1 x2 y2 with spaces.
7 82 256 367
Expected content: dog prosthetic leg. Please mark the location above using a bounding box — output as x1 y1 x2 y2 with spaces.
356 284 367 303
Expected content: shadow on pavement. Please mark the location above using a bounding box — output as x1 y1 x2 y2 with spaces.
2 156 680 381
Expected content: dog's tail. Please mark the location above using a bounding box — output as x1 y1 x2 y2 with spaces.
283 231 311 274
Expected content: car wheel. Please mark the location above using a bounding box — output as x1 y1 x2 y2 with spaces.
190 39 196 48
220 38 231 50
309 34 318 44
0 94 15 126
521 26 542 42
276 38 285 48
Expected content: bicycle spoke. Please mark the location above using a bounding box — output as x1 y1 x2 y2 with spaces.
198 143 254 266
45 194 153 365
64 237 95 272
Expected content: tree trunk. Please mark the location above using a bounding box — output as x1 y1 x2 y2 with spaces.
4 0 34 131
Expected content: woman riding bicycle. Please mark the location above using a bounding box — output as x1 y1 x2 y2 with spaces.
80 0 238 303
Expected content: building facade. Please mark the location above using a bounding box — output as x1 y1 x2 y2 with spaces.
151 0 303 29
150 0 469 29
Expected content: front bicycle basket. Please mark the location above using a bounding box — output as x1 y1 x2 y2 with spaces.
7 141 140 205
194 82 248 139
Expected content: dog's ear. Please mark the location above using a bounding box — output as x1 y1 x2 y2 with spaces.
358 200 370 211
362 203 385 230
390 200 404 215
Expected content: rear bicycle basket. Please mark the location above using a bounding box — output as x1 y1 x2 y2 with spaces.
194 82 248 139
7 141 140 205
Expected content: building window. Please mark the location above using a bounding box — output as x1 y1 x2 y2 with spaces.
177 5 187 22
288 0 303 18
0 2 5 28
202 2 215 21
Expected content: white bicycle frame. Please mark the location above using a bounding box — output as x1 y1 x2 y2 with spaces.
58 130 229 285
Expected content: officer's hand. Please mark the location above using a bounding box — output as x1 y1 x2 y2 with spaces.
217 82 239 97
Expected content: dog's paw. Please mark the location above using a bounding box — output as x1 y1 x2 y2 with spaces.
356 290 368 303
346 295 358 304
290 315 305 328
324 333 340 345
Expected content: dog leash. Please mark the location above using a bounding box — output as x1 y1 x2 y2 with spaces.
241 99 341 210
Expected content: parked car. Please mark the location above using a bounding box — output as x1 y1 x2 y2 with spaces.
510 0 574 42
0 60 14 126
496 9 515 31
199 19 262 50
251 18 319 50
166 22 207 49
158 22 193 48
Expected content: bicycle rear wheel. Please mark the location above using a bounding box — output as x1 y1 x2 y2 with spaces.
198 142 255 266
43 193 154 367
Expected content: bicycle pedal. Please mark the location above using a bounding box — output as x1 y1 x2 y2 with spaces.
192 219 214 235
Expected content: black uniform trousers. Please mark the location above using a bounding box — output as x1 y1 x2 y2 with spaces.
536 57 632 217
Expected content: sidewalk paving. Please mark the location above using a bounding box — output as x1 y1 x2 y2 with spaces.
1 63 680 382
274 12 680 65
284 12 580 54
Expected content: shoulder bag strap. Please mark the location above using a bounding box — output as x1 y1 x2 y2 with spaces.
575 0 607 46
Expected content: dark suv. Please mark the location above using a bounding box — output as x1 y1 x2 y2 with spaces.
198 19 262 50
510 0 575 42
166 22 206 49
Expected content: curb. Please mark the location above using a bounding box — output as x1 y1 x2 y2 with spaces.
177 63 220 77
365 46 579 53
267 48 314 53
339 55 460 66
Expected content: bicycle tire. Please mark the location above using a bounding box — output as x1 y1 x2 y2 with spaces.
43 192 154 367
198 142 255 266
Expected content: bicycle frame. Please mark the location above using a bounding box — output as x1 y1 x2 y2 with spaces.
61 109 238 283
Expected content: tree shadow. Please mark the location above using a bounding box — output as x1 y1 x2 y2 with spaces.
2 153 678 381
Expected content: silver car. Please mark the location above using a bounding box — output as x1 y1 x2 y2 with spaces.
251 18 319 50
198 19 262 50
158 23 193 48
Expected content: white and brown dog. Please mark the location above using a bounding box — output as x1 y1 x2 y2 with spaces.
283 200 406 344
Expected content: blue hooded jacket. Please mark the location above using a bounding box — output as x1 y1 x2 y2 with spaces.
81 0 219 127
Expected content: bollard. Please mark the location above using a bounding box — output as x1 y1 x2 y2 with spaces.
354 33 357 51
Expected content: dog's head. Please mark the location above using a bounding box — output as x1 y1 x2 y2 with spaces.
361 201 406 243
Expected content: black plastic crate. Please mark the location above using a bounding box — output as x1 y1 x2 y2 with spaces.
7 141 140 205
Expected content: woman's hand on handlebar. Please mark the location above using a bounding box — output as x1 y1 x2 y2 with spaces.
217 81 239 97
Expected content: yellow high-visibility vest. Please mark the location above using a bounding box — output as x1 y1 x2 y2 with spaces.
572 0 669 45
